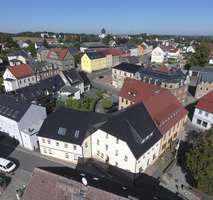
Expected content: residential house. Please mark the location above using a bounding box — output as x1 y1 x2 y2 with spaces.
186 46 195 54
28 60 60 82
96 48 124 67
60 69 84 94
81 52 107 73
135 64 189 103
0 95 46 150
119 78 188 155
38 107 108 164
118 44 139 57
58 85 80 100
90 103 162 174
79 71 91 91
112 62 141 88
151 47 165 63
3 64 36 92
7 50 29 66
38 103 163 174
189 67 213 99
138 42 153 56
37 46 49 61
46 48 75 70
10 75 65 108
17 40 30 48
192 91 213 130
151 46 180 63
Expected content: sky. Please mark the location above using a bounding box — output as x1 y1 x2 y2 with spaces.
0 0 213 35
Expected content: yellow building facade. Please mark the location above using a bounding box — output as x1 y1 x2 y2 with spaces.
81 53 107 73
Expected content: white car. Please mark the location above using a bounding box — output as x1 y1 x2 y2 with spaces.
0 157 16 173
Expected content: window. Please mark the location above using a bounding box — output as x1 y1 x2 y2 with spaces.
126 99 128 104
116 138 119 144
153 154 156 161
85 142 88 148
202 121 208 128
65 153 69 159
48 149 52 154
97 139 100 145
106 133 108 139
101 153 104 158
205 112 209 117
124 155 128 162
43 148 47 153
73 145 77 150
42 138 45 143
115 150 118 156
64 143 68 148
47 140 51 144
56 142 59 146
105 144 108 151
197 119 202 125
122 98 124 103
115 162 118 167
198 110 202 115
97 150 100 156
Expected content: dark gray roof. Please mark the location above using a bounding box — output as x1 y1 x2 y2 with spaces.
190 66 213 72
7 50 29 58
38 102 162 159
86 52 105 60
38 107 108 145
79 71 90 86
28 60 56 73
100 103 162 159
12 75 65 102
0 94 31 121
113 62 141 74
81 42 106 48
62 69 83 86
138 65 186 84
198 72 213 82
68 48 79 55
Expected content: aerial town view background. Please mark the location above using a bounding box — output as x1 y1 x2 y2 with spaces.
0 0 213 200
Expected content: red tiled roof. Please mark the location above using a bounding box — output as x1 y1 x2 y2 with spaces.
196 91 213 113
119 78 188 134
96 48 124 56
159 45 179 53
8 64 33 79
47 48 69 60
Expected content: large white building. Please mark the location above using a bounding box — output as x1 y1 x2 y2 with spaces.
38 103 162 174
192 91 213 130
0 95 47 150
151 47 165 63
7 50 28 66
3 64 36 92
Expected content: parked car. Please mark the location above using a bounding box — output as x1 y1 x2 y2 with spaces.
0 158 16 173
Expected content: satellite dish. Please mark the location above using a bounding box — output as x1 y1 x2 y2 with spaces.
82 177 88 186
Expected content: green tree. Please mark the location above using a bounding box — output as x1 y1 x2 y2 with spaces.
186 129 213 195
43 38 49 48
189 43 210 66
101 99 113 110
27 43 36 57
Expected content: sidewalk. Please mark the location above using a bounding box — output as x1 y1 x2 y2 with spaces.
0 169 31 200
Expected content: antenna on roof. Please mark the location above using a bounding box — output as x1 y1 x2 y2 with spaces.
82 177 88 186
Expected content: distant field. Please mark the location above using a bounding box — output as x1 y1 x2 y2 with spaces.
12 36 40 42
